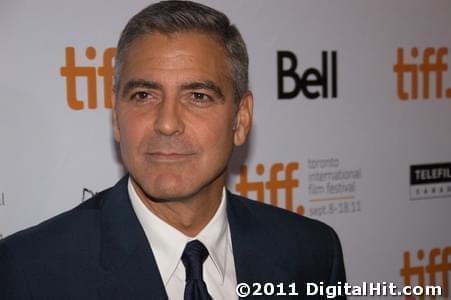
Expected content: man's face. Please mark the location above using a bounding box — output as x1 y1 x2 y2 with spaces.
113 32 252 202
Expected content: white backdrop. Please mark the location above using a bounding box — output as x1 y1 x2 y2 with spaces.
1 1 451 299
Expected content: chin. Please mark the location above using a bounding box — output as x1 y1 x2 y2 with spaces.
138 177 200 203
142 187 199 203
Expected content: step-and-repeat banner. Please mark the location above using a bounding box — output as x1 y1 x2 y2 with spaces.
1 1 450 299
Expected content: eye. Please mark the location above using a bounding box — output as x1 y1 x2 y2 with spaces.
130 91 152 103
190 92 213 105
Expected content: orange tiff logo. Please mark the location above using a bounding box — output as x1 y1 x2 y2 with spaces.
401 246 451 299
393 47 450 100
235 162 303 214
60 47 116 110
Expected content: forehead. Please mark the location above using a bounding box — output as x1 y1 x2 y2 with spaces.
119 31 231 90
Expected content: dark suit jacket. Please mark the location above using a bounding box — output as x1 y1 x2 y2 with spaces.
0 176 346 299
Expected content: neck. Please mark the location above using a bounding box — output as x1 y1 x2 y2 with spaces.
131 177 224 237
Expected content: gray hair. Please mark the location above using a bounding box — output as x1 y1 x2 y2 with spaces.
114 0 249 104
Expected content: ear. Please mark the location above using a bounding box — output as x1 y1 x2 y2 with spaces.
233 91 253 146
112 92 121 143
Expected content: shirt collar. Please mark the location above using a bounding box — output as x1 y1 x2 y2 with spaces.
128 178 228 285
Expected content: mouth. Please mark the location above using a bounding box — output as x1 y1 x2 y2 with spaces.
146 152 195 162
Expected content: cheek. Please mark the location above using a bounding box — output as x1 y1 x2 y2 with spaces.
118 112 149 152
195 115 234 156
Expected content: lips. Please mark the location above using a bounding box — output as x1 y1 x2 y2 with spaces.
147 152 195 161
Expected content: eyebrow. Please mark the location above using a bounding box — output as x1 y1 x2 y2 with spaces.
121 79 225 101
121 79 162 98
181 81 225 101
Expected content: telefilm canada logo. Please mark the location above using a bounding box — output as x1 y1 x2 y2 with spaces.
277 50 337 100
410 162 451 200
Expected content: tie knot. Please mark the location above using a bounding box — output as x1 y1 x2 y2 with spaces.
181 240 209 281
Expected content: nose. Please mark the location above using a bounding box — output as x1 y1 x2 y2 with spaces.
153 97 185 136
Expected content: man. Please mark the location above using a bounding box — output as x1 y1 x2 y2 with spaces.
0 1 346 299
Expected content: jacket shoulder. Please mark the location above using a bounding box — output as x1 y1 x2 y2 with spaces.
228 192 336 237
0 187 111 257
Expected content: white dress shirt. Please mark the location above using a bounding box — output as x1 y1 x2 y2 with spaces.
128 179 237 299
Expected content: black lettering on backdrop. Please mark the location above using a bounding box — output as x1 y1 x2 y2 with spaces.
82 188 96 202
277 50 337 100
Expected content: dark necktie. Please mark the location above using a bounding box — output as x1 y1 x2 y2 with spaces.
181 240 212 300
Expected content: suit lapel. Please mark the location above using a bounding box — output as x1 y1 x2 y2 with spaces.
227 191 273 283
98 176 168 299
